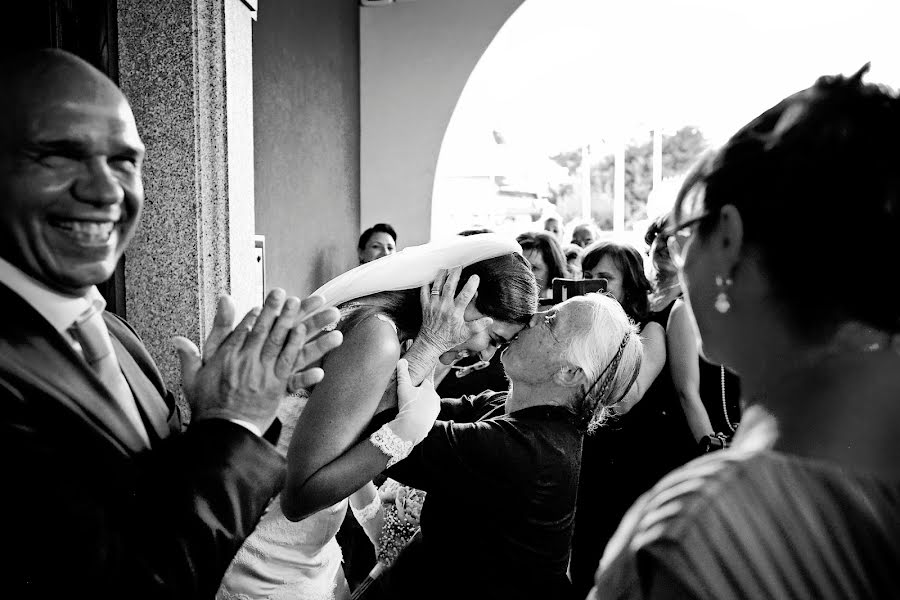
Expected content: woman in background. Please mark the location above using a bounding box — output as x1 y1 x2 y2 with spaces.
564 243 584 278
645 215 741 452
516 231 569 299
543 216 563 242
358 223 397 264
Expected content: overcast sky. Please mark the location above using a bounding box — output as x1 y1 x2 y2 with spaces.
438 0 900 171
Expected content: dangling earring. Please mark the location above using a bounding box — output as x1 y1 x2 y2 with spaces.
714 275 732 314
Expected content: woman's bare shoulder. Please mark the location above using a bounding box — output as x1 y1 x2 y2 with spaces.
340 312 402 355
667 299 691 328
296 313 404 445
318 312 403 380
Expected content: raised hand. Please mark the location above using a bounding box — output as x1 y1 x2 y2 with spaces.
416 267 493 354
285 296 343 392
173 289 342 433
390 358 440 446
369 358 440 468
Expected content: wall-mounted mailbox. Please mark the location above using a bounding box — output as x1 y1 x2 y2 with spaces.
254 235 266 305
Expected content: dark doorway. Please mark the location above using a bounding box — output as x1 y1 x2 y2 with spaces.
3 0 126 317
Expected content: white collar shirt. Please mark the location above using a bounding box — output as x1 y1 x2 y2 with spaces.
0 255 261 438
0 255 103 352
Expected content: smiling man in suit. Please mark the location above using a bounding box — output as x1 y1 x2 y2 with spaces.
0 49 343 599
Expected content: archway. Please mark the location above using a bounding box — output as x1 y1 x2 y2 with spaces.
431 0 900 244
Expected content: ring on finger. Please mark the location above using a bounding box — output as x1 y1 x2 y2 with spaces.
430 288 441 296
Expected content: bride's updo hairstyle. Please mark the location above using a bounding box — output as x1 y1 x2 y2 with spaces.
460 252 538 324
338 252 537 339
673 64 900 338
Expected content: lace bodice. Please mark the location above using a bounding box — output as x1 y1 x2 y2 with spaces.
216 393 350 600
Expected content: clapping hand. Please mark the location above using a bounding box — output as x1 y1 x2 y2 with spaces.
173 289 343 433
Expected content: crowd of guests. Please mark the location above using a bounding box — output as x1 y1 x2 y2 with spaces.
3 47 899 600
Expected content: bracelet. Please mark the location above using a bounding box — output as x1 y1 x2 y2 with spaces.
370 424 413 468
351 492 382 524
698 432 729 454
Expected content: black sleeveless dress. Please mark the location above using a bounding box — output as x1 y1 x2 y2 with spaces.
698 359 742 436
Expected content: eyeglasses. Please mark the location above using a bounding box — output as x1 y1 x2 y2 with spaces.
665 212 710 268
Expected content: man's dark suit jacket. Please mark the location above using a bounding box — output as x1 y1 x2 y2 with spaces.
0 283 285 599
382 391 582 600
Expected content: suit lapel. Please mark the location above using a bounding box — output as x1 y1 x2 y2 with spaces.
109 333 170 443
103 312 182 439
0 285 147 454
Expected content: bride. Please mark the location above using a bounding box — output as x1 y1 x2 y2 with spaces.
217 234 538 600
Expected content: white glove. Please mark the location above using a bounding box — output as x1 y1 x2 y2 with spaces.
350 482 384 551
370 358 440 467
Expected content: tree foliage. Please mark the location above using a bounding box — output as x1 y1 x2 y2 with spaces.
548 126 707 228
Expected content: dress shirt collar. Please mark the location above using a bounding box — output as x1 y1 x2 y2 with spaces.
0 255 104 337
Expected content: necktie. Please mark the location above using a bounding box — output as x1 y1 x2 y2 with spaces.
69 301 150 446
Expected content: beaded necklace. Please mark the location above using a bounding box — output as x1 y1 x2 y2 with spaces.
720 365 737 433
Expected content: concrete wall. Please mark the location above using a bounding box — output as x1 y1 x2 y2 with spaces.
119 0 259 399
360 0 525 248
253 0 361 298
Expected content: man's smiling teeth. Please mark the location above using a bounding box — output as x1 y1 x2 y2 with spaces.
54 220 116 242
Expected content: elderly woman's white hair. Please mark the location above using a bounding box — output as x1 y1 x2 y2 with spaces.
562 293 642 433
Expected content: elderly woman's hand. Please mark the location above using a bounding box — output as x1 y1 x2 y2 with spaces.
416 267 493 354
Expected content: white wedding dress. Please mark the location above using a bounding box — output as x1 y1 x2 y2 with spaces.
216 392 352 600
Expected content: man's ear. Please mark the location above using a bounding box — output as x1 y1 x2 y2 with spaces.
553 364 586 389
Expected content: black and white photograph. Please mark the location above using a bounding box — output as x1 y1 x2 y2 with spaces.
1 1 899 598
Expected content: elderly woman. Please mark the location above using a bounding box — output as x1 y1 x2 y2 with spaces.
592 66 900 598
380 293 643 600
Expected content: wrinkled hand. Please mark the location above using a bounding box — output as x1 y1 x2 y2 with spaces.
416 267 493 355
172 289 343 432
385 358 440 446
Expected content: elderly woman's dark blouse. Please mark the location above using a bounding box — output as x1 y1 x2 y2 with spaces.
380 391 581 600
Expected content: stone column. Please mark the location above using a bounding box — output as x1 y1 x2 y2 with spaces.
117 0 260 406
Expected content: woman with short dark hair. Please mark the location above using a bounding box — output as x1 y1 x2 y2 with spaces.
358 223 398 264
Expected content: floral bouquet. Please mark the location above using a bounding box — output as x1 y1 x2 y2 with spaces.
375 478 426 566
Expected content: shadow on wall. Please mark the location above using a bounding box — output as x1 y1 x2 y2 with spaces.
311 246 352 295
